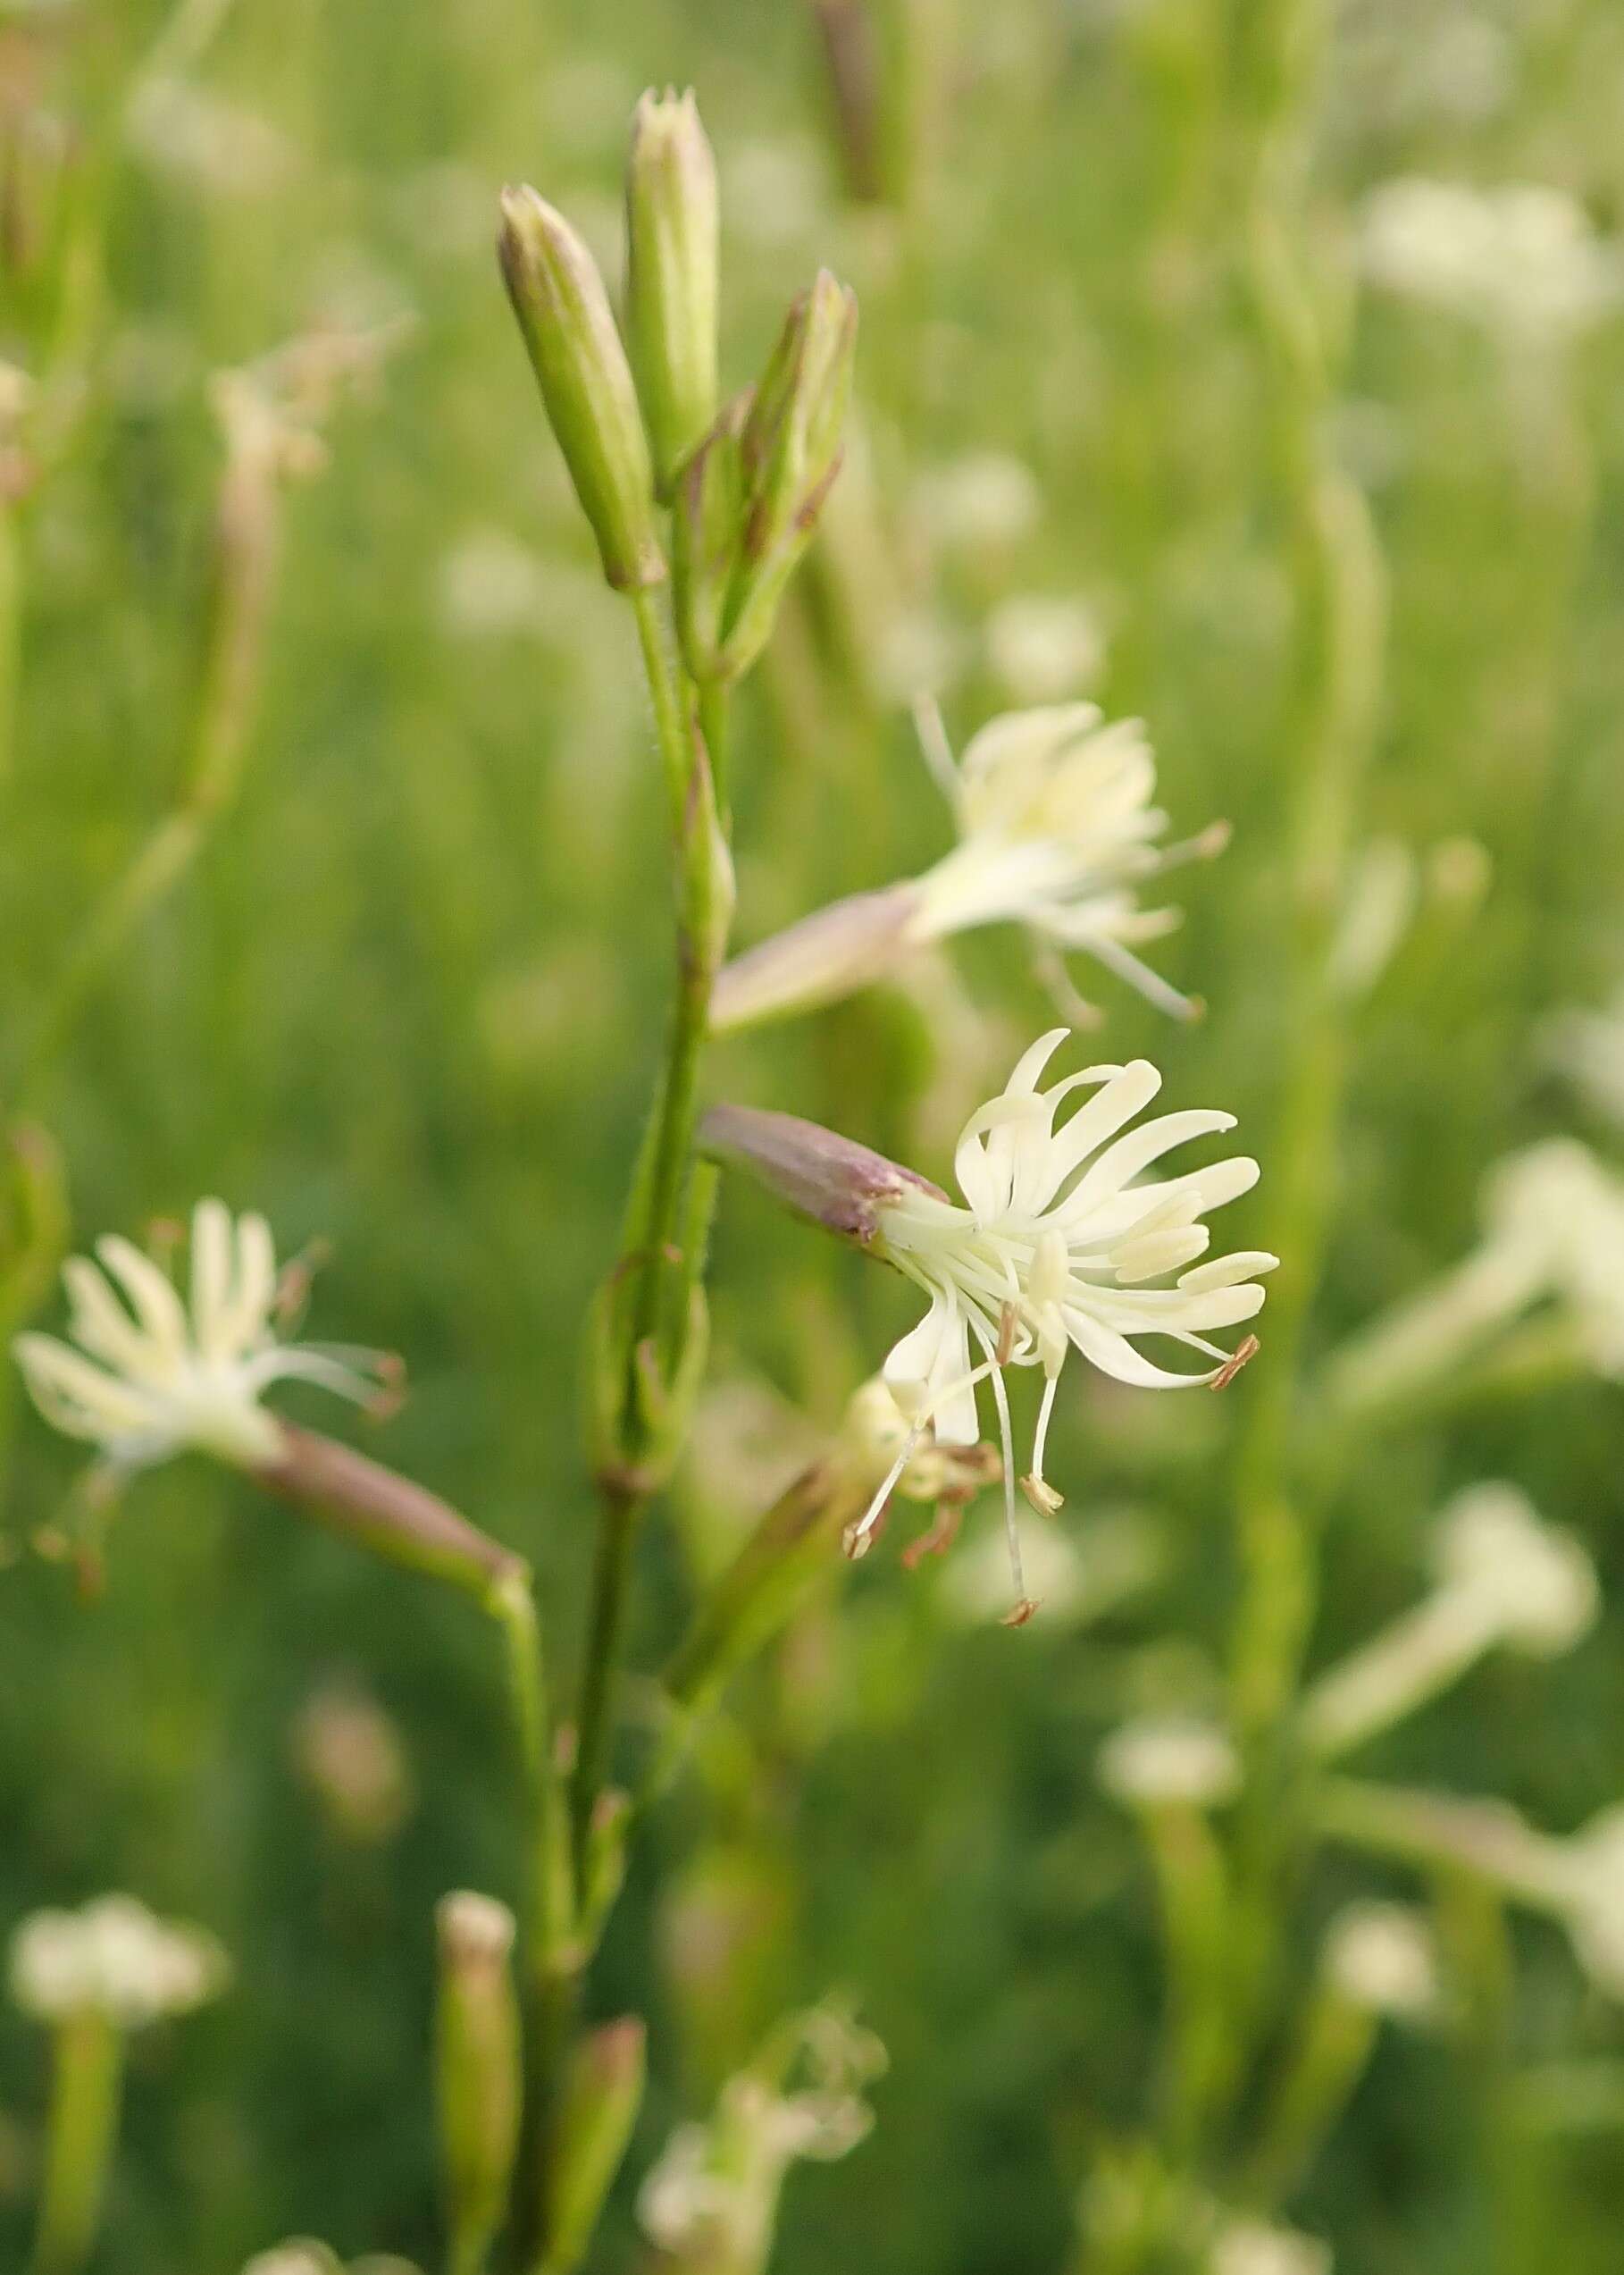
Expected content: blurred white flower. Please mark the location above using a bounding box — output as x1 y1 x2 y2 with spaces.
915 451 1042 553
10 1895 227 2029
1545 985 1624 1129
1322 1901 1439 2022
240 2249 341 2275
713 704 1227 1032
1302 1483 1597 1759
294 1681 413 1844
14 1199 389 1470
125 76 293 197
1360 178 1622 343
1328 1136 1624 1415
1098 1717 1242 1811
638 2002 883 2271
1544 1807 1624 1999
1210 2218 1333 2275
984 594 1107 702
722 137 826 248
436 528 553 638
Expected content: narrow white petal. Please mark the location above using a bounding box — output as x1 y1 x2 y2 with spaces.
1027 1059 1163 1213
1056 1107 1238 1219
1063 1307 1215 1389
94 1238 188 1363
14 1335 160 1442
190 1200 234 1360
1178 1250 1280 1293
62 1261 163 1381
226 1211 278 1353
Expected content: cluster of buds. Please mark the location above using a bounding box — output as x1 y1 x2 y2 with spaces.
498 88 856 686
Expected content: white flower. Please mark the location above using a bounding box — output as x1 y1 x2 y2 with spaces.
1302 1483 1597 1759
1545 1808 1624 1999
1210 2218 1332 2275
1545 985 1624 1129
1097 1717 1242 1811
853 1030 1271 1608
711 703 1225 1033
14 1199 389 1471
9 1894 227 2029
909 703 1226 1020
914 450 1042 552
240 2249 341 2275
1360 177 1622 343
985 593 1107 701
638 2003 883 2268
1328 1136 1624 1416
1321 1901 1439 2021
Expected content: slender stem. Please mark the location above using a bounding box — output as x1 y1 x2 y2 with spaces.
31 2013 123 2275
1226 0 1386 1742
569 1479 640 1865
571 592 731 1866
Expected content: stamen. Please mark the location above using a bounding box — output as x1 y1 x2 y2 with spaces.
1000 1596 1039 1628
996 1300 1018 1366
983 1334 1027 1610
1020 1374 1063 1515
843 1357 997 1560
1208 1333 1260 1390
910 693 963 806
1086 934 1204 1023
900 1499 966 1569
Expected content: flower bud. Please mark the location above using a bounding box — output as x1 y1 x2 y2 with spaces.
672 392 749 683
545 2017 648 2273
498 185 664 592
699 1102 942 1250
626 88 720 496
717 271 857 679
433 1892 521 2275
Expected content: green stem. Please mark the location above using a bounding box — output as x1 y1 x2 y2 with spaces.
31 2013 123 2275
1226 1 1386 1743
571 592 731 1866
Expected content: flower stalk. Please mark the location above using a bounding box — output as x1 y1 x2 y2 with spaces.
30 2011 122 2275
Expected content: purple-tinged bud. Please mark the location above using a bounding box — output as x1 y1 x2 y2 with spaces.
671 391 749 684
699 1102 942 1248
498 185 664 592
709 882 921 1034
253 1425 526 1604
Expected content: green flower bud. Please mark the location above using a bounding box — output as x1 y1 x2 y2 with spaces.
719 271 857 679
546 2018 648 2271
434 1893 522 2275
498 186 664 592
672 393 749 683
626 88 720 498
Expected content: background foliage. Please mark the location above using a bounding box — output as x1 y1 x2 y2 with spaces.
4 1 1624 2270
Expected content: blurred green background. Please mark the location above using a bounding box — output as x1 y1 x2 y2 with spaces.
4 1 1624 2270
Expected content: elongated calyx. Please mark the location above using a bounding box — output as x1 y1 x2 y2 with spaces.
498 185 665 591
626 87 720 495
699 1102 942 1249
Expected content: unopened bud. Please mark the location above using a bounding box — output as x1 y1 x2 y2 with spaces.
546 2017 648 2272
434 1892 521 2275
626 88 720 496
718 270 857 679
498 185 664 592
672 392 749 683
254 1425 526 1606
699 1102 941 1249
